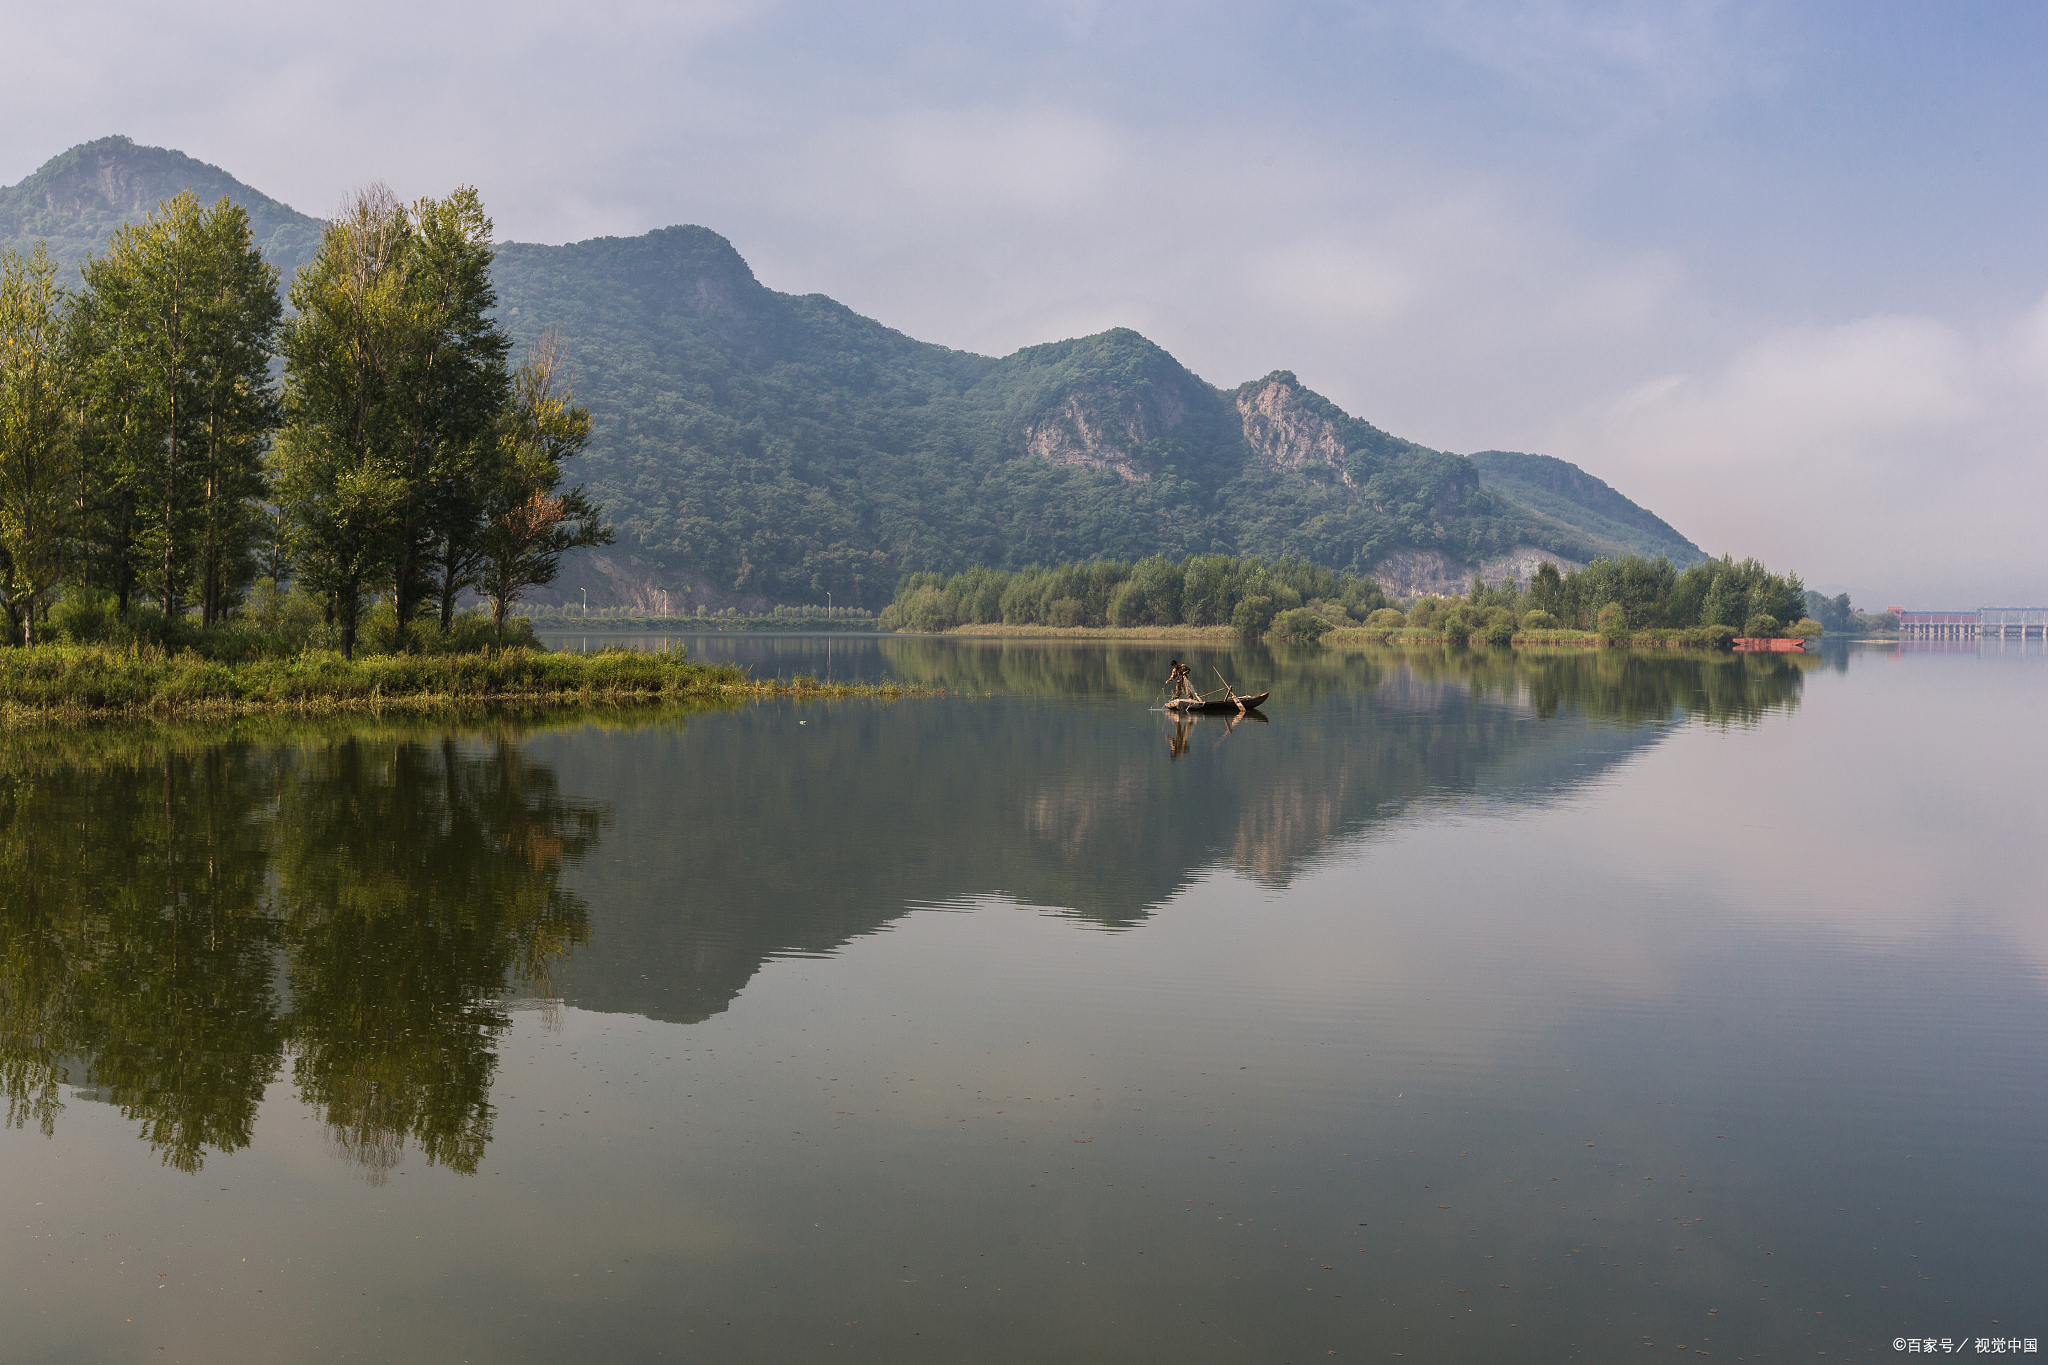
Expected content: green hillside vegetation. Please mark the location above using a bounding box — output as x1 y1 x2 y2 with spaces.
490 226 1640 606
1465 451 1703 563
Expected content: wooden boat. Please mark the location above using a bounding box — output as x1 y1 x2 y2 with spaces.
1165 691 1269 713
1732 637 1809 652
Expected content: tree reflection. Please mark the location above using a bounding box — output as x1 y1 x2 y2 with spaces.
0 729 605 1177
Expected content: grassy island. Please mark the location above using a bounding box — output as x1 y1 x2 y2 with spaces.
0 644 922 724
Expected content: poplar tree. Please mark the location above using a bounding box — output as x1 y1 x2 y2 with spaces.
77 193 281 624
276 185 510 657
0 243 80 644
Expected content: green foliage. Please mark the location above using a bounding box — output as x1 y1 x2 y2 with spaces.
476 331 612 642
76 191 282 626
1743 614 1782 639
1367 607 1407 628
1268 608 1334 644
0 241 78 644
1788 617 1823 638
276 185 513 657
1483 607 1517 645
1596 602 1628 643
1520 609 1559 631
878 552 1384 636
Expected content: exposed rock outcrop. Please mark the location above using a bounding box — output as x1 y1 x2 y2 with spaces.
1236 372 1352 483
1369 545 1586 600
1023 386 1185 483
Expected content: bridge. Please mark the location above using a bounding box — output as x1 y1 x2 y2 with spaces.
1891 608 2048 639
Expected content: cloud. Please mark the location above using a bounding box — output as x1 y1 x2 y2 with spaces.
1546 300 2048 604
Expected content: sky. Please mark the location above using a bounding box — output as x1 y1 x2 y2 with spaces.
5 0 2045 606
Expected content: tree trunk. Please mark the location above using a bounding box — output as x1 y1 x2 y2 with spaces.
337 583 360 660
439 552 461 631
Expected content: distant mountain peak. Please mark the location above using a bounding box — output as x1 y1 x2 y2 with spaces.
1 135 323 278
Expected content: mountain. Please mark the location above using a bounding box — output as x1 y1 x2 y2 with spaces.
490 227 1677 607
0 135 323 281
4 137 1705 608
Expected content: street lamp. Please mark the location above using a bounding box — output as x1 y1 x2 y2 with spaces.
581 589 587 618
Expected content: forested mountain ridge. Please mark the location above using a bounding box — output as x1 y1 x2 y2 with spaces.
4 136 1705 609
490 227 1652 607
1466 450 1702 564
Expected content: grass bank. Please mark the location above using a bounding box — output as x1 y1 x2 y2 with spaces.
0 645 928 724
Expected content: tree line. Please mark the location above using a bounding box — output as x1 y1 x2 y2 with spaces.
878 554 1392 636
0 187 608 654
1379 553 1811 643
881 550 1810 643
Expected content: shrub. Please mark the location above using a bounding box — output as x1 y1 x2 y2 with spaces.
1231 594 1276 637
1268 608 1334 644
1483 607 1516 645
1441 617 1473 644
1520 609 1558 631
1106 580 1146 627
49 588 118 644
1596 602 1628 643
1367 607 1407 628
903 586 957 633
1048 596 1086 628
1693 624 1737 650
1742 614 1781 639
1787 616 1823 638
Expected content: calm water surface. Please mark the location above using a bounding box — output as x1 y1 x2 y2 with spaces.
3 640 2044 1362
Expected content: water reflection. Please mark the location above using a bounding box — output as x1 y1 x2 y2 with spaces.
0 649 1810 1171
0 730 606 1177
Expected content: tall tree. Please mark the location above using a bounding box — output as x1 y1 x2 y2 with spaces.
386 189 509 648
0 243 80 645
276 186 509 657
478 331 611 644
77 193 281 623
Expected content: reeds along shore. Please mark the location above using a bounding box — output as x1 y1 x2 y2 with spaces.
0 644 923 722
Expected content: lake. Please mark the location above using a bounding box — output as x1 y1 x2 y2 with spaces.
3 638 2043 1362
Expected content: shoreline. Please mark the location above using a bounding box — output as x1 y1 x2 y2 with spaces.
0 645 930 726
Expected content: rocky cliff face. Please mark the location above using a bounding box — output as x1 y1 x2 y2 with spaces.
1368 546 1588 599
1235 372 1352 483
1022 385 1187 483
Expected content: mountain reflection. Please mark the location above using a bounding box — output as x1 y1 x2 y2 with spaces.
548 646 1815 1023
0 731 604 1177
0 648 1809 1170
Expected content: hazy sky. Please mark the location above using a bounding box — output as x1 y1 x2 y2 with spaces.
7 1 2044 604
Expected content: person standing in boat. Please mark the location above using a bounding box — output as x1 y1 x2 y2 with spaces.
1166 659 1195 701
